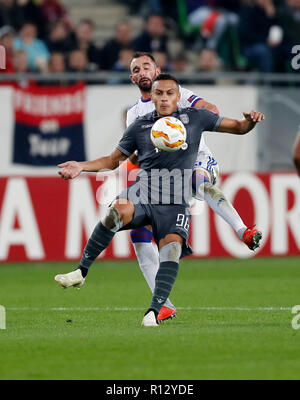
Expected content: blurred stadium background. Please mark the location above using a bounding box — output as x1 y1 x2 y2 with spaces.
0 0 299 380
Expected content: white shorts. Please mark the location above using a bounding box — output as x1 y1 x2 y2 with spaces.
193 153 219 186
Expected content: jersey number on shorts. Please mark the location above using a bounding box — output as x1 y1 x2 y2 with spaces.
176 214 190 232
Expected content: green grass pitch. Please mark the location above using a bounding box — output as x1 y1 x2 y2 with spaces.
0 257 300 380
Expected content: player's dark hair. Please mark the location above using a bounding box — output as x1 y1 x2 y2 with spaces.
153 73 179 87
131 52 157 65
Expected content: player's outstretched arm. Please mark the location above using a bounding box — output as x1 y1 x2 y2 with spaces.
218 111 265 135
293 129 300 176
58 149 128 180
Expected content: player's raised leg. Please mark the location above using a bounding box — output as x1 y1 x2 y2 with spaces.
192 167 262 250
55 199 134 288
130 227 177 322
142 234 182 327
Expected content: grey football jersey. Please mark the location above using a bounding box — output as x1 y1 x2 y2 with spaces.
117 107 222 206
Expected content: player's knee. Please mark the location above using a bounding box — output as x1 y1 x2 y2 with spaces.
159 242 181 263
102 206 123 232
130 227 153 243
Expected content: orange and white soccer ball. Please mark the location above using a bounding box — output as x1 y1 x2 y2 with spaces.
150 116 187 152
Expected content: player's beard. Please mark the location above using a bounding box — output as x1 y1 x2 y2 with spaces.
137 78 153 92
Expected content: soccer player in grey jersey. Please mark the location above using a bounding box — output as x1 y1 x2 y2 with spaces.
127 52 262 323
55 74 265 327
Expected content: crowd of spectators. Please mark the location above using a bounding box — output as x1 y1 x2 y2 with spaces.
0 0 299 80
118 0 300 74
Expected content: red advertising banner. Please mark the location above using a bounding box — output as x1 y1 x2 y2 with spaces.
0 172 299 262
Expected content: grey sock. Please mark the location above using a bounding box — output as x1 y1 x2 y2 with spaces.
77 222 115 275
150 261 179 314
150 242 181 314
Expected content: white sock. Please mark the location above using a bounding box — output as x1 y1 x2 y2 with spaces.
132 242 176 310
203 182 247 240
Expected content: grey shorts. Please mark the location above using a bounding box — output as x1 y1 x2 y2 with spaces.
116 186 193 258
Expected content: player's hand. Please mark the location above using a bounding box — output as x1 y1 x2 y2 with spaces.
243 111 265 123
58 161 83 180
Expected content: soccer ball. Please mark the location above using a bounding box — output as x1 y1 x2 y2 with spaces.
150 116 187 152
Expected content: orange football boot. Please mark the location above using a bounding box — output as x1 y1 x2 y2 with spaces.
242 226 262 250
157 306 177 323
